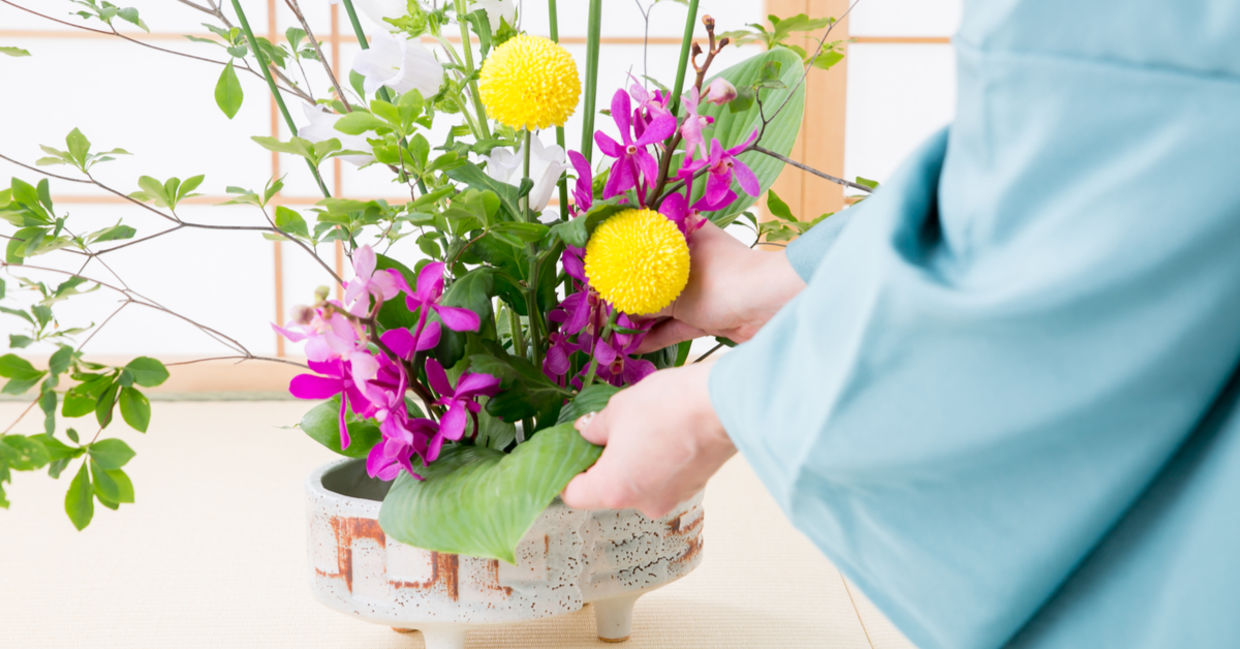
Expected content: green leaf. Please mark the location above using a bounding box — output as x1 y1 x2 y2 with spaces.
299 396 382 459
117 387 150 432
274 205 309 238
0 46 31 57
8 335 33 349
854 176 879 190
66 128 91 167
555 383 620 425
444 163 523 220
94 381 119 428
696 48 806 224
0 354 41 380
471 351 568 424
766 189 796 221
214 61 244 119
88 438 135 470
123 356 168 387
334 111 390 135
65 462 93 530
379 422 602 563
90 224 137 242
0 435 51 470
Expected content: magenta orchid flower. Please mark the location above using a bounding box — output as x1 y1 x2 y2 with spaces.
424 358 501 455
288 356 371 449
342 245 402 316
366 416 437 480
684 131 761 206
595 88 677 201
679 87 714 160
379 323 442 360
568 150 594 214
273 307 360 363
586 314 656 387
659 189 733 235
395 262 482 333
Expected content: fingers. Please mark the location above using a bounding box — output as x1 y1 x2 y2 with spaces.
562 451 627 510
634 319 707 354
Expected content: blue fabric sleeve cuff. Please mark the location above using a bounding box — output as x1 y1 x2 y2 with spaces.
784 209 855 282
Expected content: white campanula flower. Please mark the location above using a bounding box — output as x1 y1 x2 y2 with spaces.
351 31 443 98
471 0 516 32
299 104 372 166
485 134 567 214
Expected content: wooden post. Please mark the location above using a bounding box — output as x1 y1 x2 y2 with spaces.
765 0 851 221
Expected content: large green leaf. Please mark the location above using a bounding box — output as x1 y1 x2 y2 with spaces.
379 422 601 563
695 48 806 224
300 396 382 459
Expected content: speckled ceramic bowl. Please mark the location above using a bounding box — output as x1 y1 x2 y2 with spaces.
306 458 704 649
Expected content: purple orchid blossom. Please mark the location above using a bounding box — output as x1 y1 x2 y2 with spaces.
595 88 676 203
659 188 734 235
568 150 594 215
342 245 402 316
683 131 761 206
424 358 501 457
629 78 671 141
679 87 714 161
395 262 483 334
288 355 372 449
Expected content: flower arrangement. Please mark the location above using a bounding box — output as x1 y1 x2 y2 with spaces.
0 0 854 562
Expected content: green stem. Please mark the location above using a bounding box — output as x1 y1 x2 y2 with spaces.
548 0 570 221
522 130 544 367
580 0 602 163
230 0 331 198
668 0 701 118
581 309 619 388
453 0 493 140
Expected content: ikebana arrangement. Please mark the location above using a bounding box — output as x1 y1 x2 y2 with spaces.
0 0 854 567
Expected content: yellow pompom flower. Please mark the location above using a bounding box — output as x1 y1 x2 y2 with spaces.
479 34 581 130
584 209 691 316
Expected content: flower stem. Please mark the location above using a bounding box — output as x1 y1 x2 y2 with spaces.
580 0 603 163
453 0 493 140
581 309 619 388
668 0 700 119
230 0 331 198
522 129 545 369
548 0 570 220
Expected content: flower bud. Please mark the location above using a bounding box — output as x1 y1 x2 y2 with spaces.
702 78 738 106
314 286 330 302
702 15 716 31
292 305 315 325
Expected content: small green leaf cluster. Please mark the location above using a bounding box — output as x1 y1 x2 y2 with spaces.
70 0 148 32
0 353 166 529
718 13 845 71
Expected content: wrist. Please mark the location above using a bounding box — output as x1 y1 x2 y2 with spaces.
731 248 805 342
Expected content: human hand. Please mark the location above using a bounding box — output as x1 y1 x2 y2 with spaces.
561 362 735 518
636 221 805 353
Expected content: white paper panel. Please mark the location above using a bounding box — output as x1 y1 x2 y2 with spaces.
844 42 955 190
849 0 963 37
0 204 278 356
0 1 269 33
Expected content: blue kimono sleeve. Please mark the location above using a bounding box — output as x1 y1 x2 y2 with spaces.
708 51 1240 649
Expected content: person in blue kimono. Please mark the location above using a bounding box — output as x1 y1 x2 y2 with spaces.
562 1 1240 648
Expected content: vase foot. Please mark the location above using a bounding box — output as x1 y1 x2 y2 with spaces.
400 626 466 649
592 592 642 643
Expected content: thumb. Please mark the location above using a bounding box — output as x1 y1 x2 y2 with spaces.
561 470 603 509
635 319 707 354
574 408 610 446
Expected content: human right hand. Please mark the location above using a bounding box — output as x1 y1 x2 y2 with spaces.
637 221 806 353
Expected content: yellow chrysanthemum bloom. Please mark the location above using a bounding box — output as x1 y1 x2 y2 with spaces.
479 34 581 130
584 209 691 316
